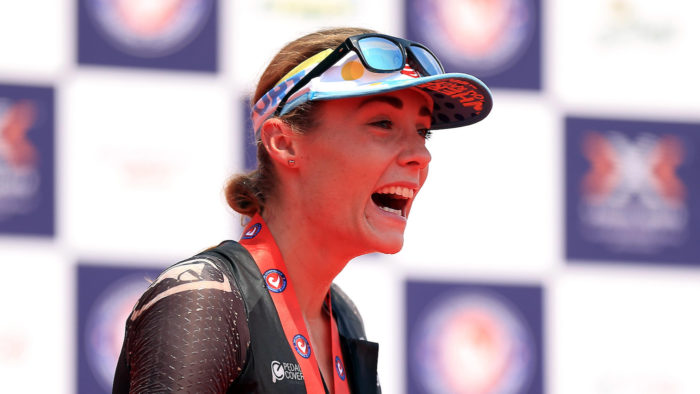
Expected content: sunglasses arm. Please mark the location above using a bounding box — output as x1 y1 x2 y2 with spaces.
273 45 350 117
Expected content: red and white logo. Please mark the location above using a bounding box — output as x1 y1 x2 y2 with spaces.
401 64 420 78
335 356 346 381
263 269 287 293
241 223 262 239
293 334 311 358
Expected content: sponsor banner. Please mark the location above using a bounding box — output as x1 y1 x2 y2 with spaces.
63 76 232 258
405 0 542 90
406 280 543 394
566 116 700 265
77 263 162 394
551 1 700 112
0 84 54 236
77 0 218 72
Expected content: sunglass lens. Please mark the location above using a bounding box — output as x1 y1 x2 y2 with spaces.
409 46 443 75
357 37 403 71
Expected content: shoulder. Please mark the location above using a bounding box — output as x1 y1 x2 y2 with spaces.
122 252 251 392
130 253 241 322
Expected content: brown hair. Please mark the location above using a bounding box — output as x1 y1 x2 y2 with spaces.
225 27 376 217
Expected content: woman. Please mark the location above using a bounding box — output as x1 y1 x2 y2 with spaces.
113 27 492 393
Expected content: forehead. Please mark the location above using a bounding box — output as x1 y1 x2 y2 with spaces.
330 89 434 116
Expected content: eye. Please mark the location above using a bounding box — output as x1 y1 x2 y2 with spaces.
418 128 433 140
370 120 393 129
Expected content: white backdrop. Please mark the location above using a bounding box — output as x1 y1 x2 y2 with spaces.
1 1 700 393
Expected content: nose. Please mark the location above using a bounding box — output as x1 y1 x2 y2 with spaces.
398 136 431 169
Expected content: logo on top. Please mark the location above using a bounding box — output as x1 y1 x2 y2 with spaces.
292 334 311 358
408 0 535 76
582 131 686 208
85 0 214 58
241 223 262 239
263 269 287 293
335 356 346 381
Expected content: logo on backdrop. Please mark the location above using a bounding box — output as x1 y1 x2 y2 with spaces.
263 269 287 293
406 0 540 87
271 360 304 383
566 117 700 264
412 293 534 393
0 85 54 236
293 334 312 358
84 0 214 58
81 267 157 392
0 99 39 219
579 131 687 252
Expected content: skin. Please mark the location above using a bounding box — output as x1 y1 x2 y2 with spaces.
259 88 432 391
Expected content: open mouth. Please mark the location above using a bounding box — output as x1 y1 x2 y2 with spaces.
371 186 414 218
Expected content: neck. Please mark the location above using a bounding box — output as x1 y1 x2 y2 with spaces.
262 202 354 320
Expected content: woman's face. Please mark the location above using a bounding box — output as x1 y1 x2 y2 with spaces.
295 88 433 255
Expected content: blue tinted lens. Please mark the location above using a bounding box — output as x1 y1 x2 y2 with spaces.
410 45 443 75
357 37 403 71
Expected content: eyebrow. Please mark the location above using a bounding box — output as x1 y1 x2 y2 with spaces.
358 95 432 117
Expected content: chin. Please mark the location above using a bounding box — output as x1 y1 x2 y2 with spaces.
370 234 404 255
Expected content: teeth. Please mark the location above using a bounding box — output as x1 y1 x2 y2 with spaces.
379 206 403 216
375 186 414 199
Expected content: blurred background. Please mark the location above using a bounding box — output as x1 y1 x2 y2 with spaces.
1 0 700 393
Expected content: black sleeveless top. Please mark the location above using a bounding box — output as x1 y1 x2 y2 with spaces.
113 241 381 393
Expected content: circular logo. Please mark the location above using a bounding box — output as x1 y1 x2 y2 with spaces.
412 292 534 393
84 274 153 391
263 269 287 293
85 0 214 58
411 0 535 76
241 223 262 239
292 334 311 358
335 356 346 381
271 360 285 383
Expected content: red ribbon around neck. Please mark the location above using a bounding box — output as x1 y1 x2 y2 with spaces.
239 214 351 394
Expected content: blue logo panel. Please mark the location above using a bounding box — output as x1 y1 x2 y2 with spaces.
405 280 543 394
77 0 218 72
405 0 541 90
566 116 700 265
77 264 162 394
241 97 257 171
0 84 54 236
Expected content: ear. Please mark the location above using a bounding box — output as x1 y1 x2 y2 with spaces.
260 118 299 167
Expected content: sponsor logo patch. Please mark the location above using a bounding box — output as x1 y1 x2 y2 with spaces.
241 222 262 239
263 269 287 293
293 334 311 358
335 355 346 381
271 360 304 383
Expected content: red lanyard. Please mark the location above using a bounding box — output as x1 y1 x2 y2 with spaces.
239 214 351 394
